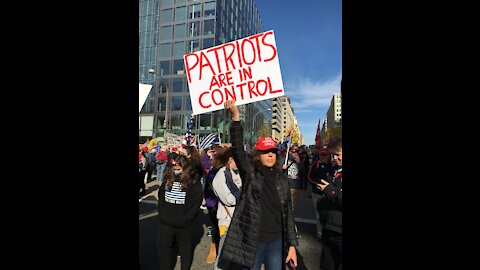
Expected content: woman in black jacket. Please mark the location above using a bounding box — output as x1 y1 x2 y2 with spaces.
156 155 203 270
218 100 298 270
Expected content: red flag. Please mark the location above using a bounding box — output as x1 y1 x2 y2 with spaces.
315 119 322 148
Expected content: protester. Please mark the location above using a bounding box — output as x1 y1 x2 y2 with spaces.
307 147 333 239
139 146 148 198
282 145 306 210
211 148 242 270
203 145 224 264
317 138 342 270
218 100 298 270
156 155 203 270
156 147 168 185
299 147 310 189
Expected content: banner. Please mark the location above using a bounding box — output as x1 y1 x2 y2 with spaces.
139 83 152 113
184 30 285 115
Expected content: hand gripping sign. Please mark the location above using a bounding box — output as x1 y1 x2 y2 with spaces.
184 30 285 115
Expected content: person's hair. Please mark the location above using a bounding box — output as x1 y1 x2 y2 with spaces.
252 149 279 168
164 155 199 191
328 137 342 152
211 146 226 169
200 149 207 156
215 148 233 169
183 146 201 164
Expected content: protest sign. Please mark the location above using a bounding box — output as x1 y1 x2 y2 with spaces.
139 83 152 113
184 30 285 115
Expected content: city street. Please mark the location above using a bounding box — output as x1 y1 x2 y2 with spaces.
139 179 322 270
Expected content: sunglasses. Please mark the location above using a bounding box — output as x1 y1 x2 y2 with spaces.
259 149 277 154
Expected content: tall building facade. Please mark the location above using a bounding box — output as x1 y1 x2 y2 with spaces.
272 96 296 143
327 93 342 129
139 0 271 145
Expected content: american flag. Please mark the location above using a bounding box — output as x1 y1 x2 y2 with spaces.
198 132 220 151
182 115 195 147
315 119 322 148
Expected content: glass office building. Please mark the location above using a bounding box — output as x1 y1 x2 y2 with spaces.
139 0 272 144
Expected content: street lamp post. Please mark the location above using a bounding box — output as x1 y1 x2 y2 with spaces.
148 68 168 143
252 108 271 142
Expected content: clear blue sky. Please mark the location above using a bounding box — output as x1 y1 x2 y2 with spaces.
256 0 342 145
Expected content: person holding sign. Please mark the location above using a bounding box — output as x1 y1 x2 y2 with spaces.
218 100 298 270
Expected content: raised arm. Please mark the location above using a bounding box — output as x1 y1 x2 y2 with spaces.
224 100 252 182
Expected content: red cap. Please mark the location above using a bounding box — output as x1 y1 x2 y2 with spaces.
255 137 277 151
143 146 148 152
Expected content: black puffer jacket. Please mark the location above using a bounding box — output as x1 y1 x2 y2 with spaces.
219 121 298 268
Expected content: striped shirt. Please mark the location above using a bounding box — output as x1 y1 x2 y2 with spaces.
165 182 186 205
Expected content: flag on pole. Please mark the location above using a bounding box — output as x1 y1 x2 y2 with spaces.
315 119 322 149
198 133 220 151
182 114 195 147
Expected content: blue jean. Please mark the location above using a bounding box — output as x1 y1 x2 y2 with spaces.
156 163 167 183
251 237 283 270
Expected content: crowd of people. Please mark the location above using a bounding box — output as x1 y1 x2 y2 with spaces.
139 100 342 270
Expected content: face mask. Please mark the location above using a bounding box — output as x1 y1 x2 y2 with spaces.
174 169 182 176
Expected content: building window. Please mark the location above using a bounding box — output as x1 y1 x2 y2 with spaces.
203 37 214 49
161 9 173 23
173 59 185 74
175 6 187 21
185 96 192 110
204 1 215 17
173 41 185 57
170 114 182 129
171 96 183 111
203 19 214 35
162 0 174 7
188 3 202 19
174 23 186 38
200 114 211 130
158 78 170 94
160 43 171 58
172 78 183 92
157 97 167 112
160 25 172 40
188 39 200 52
189 21 200 37
175 0 186 4
160 60 171 75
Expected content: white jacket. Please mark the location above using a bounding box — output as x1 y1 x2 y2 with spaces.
212 166 242 227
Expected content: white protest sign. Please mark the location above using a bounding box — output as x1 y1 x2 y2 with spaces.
184 30 285 115
139 83 153 113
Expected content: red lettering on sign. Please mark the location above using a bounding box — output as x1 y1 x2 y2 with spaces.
184 53 199 84
256 79 268 96
236 83 246 100
222 43 236 72
212 89 224 105
247 81 258 98
199 91 211 108
262 31 277 62
249 33 264 62
241 39 256 65
199 51 216 81
224 85 236 101
268 77 283 94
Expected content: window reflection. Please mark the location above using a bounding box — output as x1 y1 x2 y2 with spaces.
188 21 200 37
188 39 200 52
204 19 214 35
173 59 184 75
175 6 186 21
160 43 171 58
174 23 186 38
161 9 173 23
203 38 214 49
173 41 185 57
172 78 183 92
171 96 183 111
204 1 215 17
188 4 201 19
